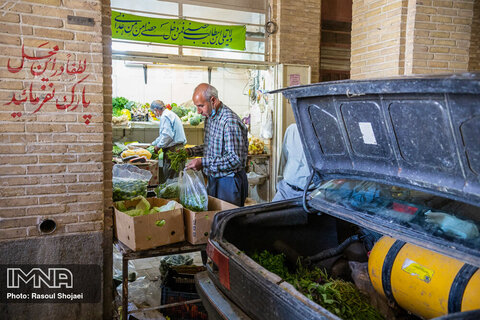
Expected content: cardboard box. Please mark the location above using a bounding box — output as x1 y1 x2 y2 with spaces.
183 196 237 245
114 198 185 251
132 160 159 186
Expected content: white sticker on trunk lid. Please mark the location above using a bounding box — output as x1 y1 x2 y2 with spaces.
359 122 377 145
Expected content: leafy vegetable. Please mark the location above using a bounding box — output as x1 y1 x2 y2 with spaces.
251 250 384 320
146 146 159 160
182 194 208 212
115 197 178 216
156 181 180 199
113 145 123 156
113 97 129 116
167 148 188 172
113 179 148 201
113 97 129 109
134 196 151 214
115 201 127 212
251 250 290 279
189 114 202 126
171 105 186 118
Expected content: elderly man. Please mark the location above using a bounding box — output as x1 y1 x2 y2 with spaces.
150 100 186 181
185 83 249 206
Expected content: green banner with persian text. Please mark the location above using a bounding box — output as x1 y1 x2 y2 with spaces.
111 11 246 51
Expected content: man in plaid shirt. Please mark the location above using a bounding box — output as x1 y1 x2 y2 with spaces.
185 83 249 206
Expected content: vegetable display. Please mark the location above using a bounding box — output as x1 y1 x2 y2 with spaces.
167 148 188 172
251 250 384 320
248 137 265 155
112 98 203 126
112 97 131 125
113 97 129 115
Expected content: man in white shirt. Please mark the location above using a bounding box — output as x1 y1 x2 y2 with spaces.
150 100 187 180
273 123 315 201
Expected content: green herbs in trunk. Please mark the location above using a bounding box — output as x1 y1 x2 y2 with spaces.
251 250 383 320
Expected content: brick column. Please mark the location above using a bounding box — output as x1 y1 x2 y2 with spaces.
469 0 480 70
351 0 407 79
406 0 475 74
268 0 321 82
0 0 111 318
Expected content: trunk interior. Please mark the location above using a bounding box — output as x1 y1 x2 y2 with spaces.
216 203 424 320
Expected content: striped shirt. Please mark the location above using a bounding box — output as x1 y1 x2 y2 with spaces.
188 104 248 178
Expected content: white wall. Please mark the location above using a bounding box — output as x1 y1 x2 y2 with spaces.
112 60 251 118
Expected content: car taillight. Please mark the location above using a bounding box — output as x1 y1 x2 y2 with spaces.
207 239 230 290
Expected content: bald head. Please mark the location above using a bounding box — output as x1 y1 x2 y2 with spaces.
192 83 220 118
194 83 218 101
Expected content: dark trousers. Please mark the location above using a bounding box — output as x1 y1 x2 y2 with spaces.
207 170 248 207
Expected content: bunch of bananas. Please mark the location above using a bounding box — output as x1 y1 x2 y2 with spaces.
248 137 265 155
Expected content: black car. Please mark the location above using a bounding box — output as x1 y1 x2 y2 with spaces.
196 74 480 320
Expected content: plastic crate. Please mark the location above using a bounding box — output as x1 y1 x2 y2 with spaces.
162 270 197 292
160 271 208 320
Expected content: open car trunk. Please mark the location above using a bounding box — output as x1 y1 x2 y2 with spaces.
199 74 480 320
206 194 479 320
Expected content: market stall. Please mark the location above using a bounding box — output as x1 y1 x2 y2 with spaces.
112 96 205 185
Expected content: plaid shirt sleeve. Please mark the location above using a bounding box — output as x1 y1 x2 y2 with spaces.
187 144 204 157
202 118 247 174
186 119 209 157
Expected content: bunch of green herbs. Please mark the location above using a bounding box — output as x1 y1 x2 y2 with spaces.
167 148 188 172
112 97 129 116
182 194 207 211
156 181 180 199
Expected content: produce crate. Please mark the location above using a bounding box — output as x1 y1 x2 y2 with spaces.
113 198 185 251
160 271 208 320
182 196 238 244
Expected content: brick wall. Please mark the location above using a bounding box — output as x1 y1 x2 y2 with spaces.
351 0 407 78
268 0 321 82
0 0 109 239
469 0 480 70
0 0 111 317
407 0 474 74
352 0 476 78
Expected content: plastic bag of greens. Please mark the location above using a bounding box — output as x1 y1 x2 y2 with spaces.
156 178 180 199
179 169 208 211
113 164 152 201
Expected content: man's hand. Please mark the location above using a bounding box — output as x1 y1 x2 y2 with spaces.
186 158 203 171
154 146 160 153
